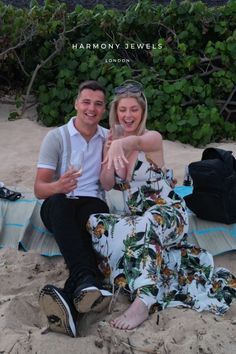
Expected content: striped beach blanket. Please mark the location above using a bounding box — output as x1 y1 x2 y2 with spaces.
0 186 236 256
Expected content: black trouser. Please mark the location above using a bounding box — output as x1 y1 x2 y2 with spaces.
40 194 109 294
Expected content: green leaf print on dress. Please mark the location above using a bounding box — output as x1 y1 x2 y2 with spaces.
88 152 236 314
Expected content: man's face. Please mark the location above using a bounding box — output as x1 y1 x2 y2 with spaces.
75 89 105 127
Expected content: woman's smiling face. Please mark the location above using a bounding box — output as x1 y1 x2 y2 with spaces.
116 97 143 135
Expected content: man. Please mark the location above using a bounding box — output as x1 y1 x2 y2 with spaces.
35 81 111 338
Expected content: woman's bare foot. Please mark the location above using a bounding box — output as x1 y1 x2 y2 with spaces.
110 297 148 330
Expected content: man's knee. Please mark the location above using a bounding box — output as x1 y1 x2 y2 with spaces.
90 198 109 214
47 193 66 204
41 193 68 218
79 198 109 227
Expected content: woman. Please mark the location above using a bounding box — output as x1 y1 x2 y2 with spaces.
87 81 236 330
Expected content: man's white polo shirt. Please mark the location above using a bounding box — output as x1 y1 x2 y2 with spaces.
37 117 108 198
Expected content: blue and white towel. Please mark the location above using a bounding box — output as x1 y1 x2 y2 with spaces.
0 186 236 257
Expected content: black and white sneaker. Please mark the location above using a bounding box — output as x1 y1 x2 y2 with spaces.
73 284 112 313
39 284 77 337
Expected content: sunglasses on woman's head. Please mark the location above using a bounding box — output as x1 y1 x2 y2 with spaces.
114 81 143 95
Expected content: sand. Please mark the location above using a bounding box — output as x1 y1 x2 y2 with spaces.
0 106 236 354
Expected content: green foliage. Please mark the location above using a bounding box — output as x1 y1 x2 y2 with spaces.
0 0 236 145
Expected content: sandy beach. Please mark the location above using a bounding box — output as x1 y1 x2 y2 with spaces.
0 107 236 353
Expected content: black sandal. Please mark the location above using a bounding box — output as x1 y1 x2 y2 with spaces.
0 187 22 201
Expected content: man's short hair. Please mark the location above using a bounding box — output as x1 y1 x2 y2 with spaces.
77 80 106 97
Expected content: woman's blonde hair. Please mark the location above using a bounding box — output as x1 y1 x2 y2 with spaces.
109 90 148 136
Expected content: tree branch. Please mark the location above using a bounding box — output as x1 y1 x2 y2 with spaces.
0 25 36 58
20 11 85 116
20 13 67 115
181 99 200 107
220 85 236 115
13 49 30 77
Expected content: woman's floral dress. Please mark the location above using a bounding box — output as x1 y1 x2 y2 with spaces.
87 152 236 314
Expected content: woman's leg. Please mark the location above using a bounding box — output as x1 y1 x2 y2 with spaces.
88 213 158 329
107 203 187 329
88 201 188 329
110 220 159 329
110 297 149 330
88 214 129 284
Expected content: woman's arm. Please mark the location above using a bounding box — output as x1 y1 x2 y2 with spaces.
100 142 116 191
100 137 127 191
103 131 164 170
122 131 162 153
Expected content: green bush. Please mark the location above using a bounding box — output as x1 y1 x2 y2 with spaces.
0 0 236 146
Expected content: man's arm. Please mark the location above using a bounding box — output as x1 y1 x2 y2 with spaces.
34 168 79 199
34 129 78 199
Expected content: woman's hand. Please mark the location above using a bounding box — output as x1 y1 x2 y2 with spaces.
102 139 128 170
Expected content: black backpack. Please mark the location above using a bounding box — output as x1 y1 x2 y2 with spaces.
184 147 236 224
